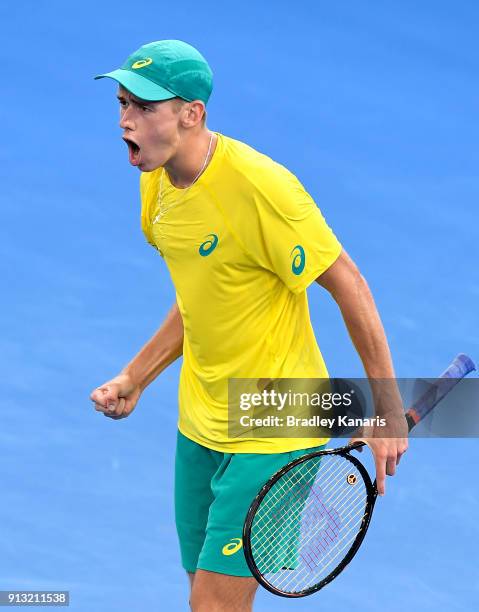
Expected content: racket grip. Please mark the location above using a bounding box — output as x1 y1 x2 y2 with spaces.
405 353 475 430
439 353 475 379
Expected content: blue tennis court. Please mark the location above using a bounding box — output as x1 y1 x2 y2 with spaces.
1 1 478 610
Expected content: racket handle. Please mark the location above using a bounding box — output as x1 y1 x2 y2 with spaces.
348 354 475 442
405 353 476 431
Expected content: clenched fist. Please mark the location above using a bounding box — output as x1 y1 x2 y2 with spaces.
90 373 142 420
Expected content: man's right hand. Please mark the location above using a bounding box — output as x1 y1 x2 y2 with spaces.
90 373 142 420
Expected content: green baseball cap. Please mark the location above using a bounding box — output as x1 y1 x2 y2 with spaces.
95 39 213 104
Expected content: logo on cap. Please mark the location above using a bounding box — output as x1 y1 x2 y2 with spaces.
132 58 153 69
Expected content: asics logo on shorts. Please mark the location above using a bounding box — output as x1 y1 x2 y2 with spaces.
221 537 243 556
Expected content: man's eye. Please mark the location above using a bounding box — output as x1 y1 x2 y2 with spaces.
141 106 151 112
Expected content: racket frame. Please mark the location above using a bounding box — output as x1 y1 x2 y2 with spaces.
243 443 377 597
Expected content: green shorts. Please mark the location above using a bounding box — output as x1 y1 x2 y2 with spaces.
174 430 326 576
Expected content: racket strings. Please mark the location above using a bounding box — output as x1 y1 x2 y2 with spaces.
262 473 365 591
273 497 368 592
251 457 339 542
252 463 366 591
250 457 344 553
256 478 365 585
251 456 357 554
249 453 369 593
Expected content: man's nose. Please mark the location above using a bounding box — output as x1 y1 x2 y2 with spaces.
119 107 135 130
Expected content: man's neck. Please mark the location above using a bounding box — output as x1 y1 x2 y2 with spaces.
164 129 217 188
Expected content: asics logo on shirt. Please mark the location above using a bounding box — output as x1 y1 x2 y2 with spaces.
291 244 305 275
222 538 243 556
199 234 219 256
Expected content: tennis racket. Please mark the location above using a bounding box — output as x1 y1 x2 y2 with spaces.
243 354 475 598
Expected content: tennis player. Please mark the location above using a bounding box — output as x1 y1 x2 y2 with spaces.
90 40 408 611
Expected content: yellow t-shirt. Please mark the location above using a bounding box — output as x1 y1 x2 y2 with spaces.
140 133 342 453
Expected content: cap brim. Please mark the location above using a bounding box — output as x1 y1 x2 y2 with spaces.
94 69 177 101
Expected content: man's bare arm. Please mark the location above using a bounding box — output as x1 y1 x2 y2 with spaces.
121 301 184 391
315 249 395 379
315 249 408 494
90 302 184 419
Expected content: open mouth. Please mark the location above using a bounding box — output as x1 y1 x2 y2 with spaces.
122 137 141 166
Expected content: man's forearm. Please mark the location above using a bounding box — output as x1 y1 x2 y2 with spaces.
121 302 184 391
316 250 403 415
334 272 395 379
330 269 404 418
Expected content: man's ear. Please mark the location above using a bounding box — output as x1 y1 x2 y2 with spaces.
180 100 206 127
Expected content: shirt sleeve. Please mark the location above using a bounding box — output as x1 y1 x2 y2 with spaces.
244 163 342 294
